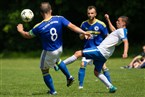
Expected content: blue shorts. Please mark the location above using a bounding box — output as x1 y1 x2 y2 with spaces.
82 47 107 73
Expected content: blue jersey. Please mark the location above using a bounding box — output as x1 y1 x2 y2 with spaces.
81 19 109 49
29 16 70 51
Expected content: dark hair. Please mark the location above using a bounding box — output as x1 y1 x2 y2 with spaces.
87 6 97 11
119 16 129 26
40 2 51 13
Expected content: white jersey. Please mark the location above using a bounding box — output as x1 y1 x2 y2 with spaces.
97 28 128 59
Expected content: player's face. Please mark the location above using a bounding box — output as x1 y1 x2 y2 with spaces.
87 8 96 20
116 18 126 28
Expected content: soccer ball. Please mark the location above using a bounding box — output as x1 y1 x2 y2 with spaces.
21 9 34 22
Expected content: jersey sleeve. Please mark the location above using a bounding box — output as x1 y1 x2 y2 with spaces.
60 16 70 27
80 21 86 30
28 30 36 37
119 28 128 40
28 23 42 37
101 26 109 36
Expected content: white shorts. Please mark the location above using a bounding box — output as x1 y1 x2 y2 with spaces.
40 46 62 69
81 57 93 65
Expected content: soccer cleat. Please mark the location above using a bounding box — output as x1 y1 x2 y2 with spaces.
67 76 74 87
78 86 83 89
120 65 131 69
54 65 60 71
109 86 117 93
47 91 57 95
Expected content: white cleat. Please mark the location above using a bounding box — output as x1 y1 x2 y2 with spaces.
78 86 83 89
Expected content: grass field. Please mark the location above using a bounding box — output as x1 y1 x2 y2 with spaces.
0 57 145 97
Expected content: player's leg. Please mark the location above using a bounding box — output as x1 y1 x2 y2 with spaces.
82 48 117 93
63 55 78 65
54 50 82 71
78 58 92 89
63 50 83 65
54 55 77 71
53 46 74 87
94 60 117 93
40 50 57 95
41 69 57 95
78 60 87 89
102 64 111 83
57 59 74 87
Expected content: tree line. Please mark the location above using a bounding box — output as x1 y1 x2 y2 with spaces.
0 0 145 52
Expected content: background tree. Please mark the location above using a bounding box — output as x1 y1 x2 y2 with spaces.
0 0 145 52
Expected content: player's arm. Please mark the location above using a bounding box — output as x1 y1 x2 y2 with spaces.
17 24 33 39
104 14 116 32
122 39 129 58
79 31 100 40
67 23 91 39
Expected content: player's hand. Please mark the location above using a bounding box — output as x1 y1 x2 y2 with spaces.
84 32 91 39
122 53 128 58
17 24 24 33
104 14 109 20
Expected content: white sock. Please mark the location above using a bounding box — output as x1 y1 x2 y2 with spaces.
98 73 112 88
63 55 77 65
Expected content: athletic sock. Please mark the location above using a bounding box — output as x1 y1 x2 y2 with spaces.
57 60 71 79
78 68 86 86
63 55 77 65
103 68 111 83
43 74 55 93
98 73 112 88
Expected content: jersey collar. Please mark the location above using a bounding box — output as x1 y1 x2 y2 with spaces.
43 16 52 22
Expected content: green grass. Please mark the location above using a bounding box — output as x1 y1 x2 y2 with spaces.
0 57 145 97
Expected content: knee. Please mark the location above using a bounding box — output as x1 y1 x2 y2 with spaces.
80 61 87 68
102 64 107 69
74 50 82 58
102 66 109 72
41 69 49 75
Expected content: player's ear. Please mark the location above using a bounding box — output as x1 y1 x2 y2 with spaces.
50 9 52 13
95 12 97 17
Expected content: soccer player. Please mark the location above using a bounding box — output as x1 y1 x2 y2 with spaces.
17 2 90 95
63 6 111 89
63 15 129 93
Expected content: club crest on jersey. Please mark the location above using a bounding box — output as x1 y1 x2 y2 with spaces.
94 26 99 31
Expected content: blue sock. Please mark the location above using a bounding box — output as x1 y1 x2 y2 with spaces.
103 69 111 83
58 61 71 79
78 68 86 86
43 74 55 93
78 61 87 86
